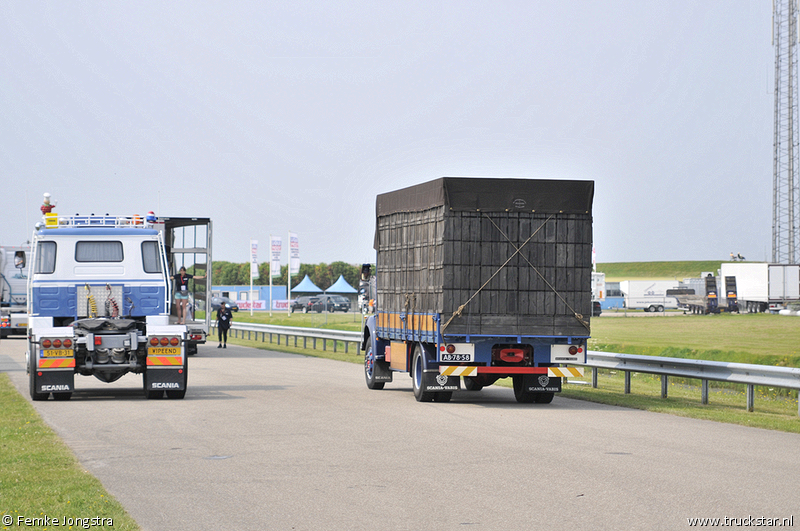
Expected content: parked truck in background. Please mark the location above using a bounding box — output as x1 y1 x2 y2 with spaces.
26 212 211 401
360 177 592 403
0 245 30 337
620 280 680 312
720 262 800 313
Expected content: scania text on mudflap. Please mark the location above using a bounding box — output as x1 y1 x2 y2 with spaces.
26 212 212 400
360 177 593 403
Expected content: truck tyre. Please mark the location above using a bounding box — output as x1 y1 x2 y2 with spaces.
512 375 536 403
657 305 664 312
412 344 434 402
463 377 483 391
29 369 49 401
364 341 385 390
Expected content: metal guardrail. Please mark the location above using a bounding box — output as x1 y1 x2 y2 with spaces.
585 350 800 415
213 322 361 354
212 322 800 415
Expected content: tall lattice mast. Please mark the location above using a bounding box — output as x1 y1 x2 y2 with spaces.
773 0 800 264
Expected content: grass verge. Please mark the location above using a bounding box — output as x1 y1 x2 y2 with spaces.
0 373 140 531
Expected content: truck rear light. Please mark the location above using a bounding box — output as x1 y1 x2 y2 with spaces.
53 339 62 348
95 336 102 346
160 337 169 346
169 337 180 346
446 344 456 354
63 339 72 348
569 346 578 355
41 339 52 348
499 348 525 363
149 337 159 347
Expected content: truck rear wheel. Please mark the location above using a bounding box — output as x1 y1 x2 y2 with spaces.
364 341 385 390
512 375 536 403
463 377 483 391
412 344 434 402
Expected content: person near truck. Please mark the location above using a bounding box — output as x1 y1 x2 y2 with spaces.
170 267 205 325
216 301 232 348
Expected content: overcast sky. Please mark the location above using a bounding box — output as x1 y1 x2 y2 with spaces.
0 1 774 265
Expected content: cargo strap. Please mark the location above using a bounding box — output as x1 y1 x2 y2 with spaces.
441 214 590 333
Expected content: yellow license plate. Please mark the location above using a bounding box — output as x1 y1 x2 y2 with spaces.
41 349 70 358
149 347 180 356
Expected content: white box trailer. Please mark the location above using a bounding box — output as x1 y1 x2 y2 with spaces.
620 280 680 312
720 262 800 313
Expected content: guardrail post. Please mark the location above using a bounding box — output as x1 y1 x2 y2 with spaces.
277 334 281 346
345 341 349 354
747 384 754 412
269 333 273 344
313 338 317 349
661 375 668 399
701 380 709 405
333 340 337 353
294 336 298 347
624 371 631 394
303 337 307 349
592 367 598 388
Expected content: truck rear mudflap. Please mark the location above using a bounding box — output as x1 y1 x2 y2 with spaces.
31 369 75 398
144 351 187 399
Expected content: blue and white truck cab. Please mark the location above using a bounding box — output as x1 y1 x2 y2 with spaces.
26 213 212 400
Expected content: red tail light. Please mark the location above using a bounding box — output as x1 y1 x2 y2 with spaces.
150 337 159 346
499 348 525 363
170 337 180 346
41 339 52 348
160 337 169 346
446 344 456 354
569 345 578 355
53 339 62 348
63 339 72 348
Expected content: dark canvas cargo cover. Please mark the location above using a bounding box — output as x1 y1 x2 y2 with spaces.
374 177 594 337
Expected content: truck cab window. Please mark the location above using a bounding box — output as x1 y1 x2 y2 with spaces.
34 242 56 274
141 241 162 273
75 241 123 262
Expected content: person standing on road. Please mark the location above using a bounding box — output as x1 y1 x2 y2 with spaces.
216 301 232 348
170 266 205 325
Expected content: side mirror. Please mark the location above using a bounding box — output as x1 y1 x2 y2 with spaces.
14 251 25 269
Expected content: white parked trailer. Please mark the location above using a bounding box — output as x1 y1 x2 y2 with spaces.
620 280 680 312
720 262 800 313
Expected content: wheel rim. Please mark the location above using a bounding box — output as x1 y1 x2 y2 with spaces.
413 348 422 390
365 346 375 380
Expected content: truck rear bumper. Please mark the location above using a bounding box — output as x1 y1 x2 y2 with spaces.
439 366 584 377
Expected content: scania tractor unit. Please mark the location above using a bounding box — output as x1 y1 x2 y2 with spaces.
26 212 211 401
361 177 593 403
0 245 30 337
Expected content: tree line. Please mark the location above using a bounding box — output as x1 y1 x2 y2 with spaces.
210 261 364 291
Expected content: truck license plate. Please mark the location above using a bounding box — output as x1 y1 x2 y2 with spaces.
440 353 473 362
40 349 69 358
149 347 180 356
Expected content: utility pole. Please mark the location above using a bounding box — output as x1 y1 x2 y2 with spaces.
773 0 800 264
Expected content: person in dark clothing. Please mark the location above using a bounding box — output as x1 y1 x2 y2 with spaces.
216 301 233 348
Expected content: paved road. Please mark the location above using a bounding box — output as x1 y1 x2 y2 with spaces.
3 337 799 531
